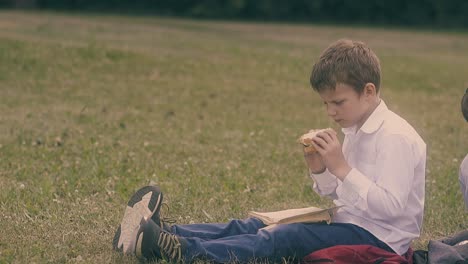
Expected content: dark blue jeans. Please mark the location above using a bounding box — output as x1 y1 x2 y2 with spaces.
170 218 393 263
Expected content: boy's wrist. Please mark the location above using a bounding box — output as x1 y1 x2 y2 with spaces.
332 164 352 181
310 167 326 174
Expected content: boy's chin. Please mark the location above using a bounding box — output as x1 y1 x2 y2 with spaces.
335 119 351 128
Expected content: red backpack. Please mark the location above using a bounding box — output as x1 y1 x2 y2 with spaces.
302 245 413 264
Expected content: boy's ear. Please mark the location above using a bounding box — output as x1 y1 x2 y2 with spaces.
363 83 377 97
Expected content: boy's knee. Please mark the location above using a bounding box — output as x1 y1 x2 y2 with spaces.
261 224 301 243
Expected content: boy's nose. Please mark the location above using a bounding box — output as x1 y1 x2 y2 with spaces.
327 105 337 117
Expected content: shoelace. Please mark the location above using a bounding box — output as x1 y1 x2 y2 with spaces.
157 231 182 262
159 203 177 227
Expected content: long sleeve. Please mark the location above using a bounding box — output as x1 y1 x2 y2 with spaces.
310 168 338 199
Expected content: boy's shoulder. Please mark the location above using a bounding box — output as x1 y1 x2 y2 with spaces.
377 108 425 147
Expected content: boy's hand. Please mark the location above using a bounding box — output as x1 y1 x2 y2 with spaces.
310 129 351 181
304 150 326 174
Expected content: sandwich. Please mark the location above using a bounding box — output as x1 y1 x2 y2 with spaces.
297 128 331 153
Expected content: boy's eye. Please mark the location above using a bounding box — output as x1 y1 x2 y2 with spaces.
323 100 345 106
330 100 345 105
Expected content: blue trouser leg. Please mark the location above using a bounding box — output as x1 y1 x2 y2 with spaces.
173 218 393 263
171 218 265 240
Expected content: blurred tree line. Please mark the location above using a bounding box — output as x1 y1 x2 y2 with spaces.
1 0 467 28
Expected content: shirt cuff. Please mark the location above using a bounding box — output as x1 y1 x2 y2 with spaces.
310 169 338 195
310 168 337 185
338 168 373 204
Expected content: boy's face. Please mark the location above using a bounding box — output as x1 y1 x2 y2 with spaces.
318 83 377 129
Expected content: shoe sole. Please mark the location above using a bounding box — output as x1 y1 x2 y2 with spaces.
112 186 163 254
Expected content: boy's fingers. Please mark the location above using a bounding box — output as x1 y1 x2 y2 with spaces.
310 140 326 155
324 128 337 135
316 132 333 144
312 136 327 150
323 130 338 142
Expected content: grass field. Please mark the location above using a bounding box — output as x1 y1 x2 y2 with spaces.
0 11 467 263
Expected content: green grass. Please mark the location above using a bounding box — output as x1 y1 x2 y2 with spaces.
0 10 467 263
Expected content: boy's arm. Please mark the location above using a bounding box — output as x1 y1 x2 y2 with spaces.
338 134 423 220
304 148 339 198
309 169 338 199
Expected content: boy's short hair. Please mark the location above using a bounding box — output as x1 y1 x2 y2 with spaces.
310 39 381 94
462 88 468 121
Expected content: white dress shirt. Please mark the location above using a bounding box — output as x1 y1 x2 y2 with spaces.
460 154 468 209
310 100 426 255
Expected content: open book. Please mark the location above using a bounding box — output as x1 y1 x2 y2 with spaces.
248 206 341 229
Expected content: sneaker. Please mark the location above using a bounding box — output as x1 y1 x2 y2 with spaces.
113 185 163 254
136 218 185 262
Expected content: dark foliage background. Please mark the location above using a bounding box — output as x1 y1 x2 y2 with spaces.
1 0 467 28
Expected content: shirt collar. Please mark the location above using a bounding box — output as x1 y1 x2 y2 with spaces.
341 100 388 135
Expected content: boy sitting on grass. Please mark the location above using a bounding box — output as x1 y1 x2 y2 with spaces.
112 39 426 263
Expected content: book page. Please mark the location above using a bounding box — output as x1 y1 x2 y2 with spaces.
248 206 341 226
